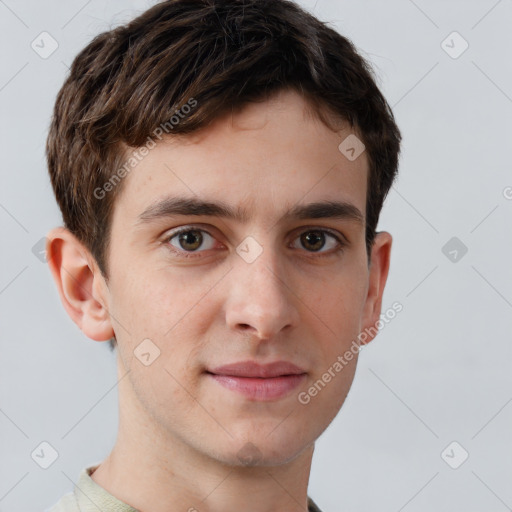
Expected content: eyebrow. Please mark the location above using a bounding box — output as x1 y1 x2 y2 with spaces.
136 196 364 226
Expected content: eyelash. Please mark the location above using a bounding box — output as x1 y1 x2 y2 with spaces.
162 225 347 259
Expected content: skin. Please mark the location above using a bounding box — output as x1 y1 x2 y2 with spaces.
46 88 392 512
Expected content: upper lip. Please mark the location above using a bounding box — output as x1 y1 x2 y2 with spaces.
207 360 307 378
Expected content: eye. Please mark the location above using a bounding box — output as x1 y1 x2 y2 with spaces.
165 227 217 256
291 229 345 255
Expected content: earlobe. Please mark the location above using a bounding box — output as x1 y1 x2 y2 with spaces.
45 227 114 342
359 231 392 346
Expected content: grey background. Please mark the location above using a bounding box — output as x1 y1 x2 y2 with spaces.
1 0 511 511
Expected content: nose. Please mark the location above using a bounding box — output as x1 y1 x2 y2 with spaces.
224 245 300 341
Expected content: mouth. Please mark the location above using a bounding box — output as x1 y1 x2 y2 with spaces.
205 360 307 401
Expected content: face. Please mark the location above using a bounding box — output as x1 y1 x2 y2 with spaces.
87 89 391 467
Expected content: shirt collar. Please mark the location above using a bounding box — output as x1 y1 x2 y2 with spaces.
74 464 321 512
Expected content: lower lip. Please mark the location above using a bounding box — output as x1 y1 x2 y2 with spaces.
207 373 306 401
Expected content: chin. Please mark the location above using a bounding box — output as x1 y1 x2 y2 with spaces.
208 431 312 468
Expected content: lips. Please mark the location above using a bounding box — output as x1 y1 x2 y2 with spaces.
207 360 306 378
206 360 307 401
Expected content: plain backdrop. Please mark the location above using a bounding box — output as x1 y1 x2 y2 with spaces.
1 1 511 511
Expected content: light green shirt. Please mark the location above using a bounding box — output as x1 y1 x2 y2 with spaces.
47 464 323 511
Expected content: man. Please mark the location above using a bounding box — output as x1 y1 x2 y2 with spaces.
45 0 401 510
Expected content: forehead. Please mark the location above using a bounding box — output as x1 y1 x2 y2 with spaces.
112 89 368 229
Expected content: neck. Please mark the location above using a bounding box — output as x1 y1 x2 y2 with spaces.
92 442 314 512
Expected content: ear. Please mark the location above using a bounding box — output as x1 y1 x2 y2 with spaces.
45 227 114 342
359 231 392 346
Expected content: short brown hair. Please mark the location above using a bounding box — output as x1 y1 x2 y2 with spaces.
46 0 402 352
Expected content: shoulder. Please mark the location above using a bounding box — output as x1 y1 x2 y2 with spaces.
45 491 78 512
45 464 101 512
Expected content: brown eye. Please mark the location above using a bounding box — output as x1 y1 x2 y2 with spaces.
292 229 344 255
300 231 326 251
167 228 216 253
177 230 203 251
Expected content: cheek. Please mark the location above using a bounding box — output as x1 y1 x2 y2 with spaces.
111 269 207 414
123 352 204 439
110 263 209 339
110 268 217 391
303 268 368 342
